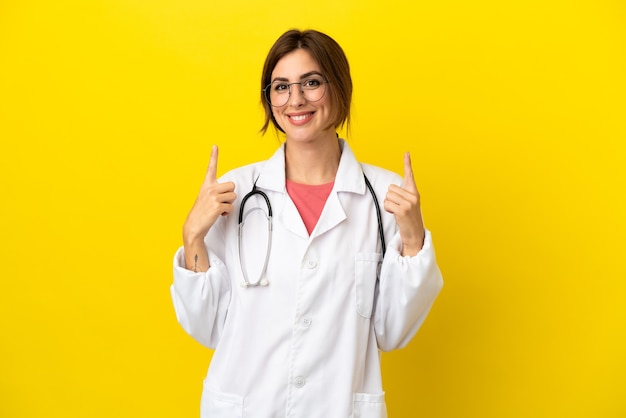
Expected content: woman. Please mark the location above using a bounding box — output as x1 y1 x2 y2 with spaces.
171 29 443 417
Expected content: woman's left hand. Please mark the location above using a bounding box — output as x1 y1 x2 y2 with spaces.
384 152 425 256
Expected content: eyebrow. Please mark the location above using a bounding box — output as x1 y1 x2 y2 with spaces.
271 71 324 83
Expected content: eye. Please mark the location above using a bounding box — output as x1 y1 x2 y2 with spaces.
303 78 323 89
273 83 289 93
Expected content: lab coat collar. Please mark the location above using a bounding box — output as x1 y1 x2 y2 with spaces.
334 139 367 195
255 139 367 240
255 139 367 195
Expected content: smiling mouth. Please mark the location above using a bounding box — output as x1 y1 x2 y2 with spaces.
288 112 314 121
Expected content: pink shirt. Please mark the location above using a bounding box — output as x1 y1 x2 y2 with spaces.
286 179 335 235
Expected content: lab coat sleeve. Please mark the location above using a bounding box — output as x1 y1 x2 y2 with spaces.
170 237 232 349
374 229 443 352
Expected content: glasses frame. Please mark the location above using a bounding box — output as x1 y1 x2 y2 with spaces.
262 77 329 107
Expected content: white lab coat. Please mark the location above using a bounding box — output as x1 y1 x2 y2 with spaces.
171 140 443 418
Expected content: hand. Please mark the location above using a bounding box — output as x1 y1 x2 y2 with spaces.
183 145 237 246
384 152 425 256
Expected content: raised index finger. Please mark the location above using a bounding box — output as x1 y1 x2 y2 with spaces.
403 152 417 191
205 145 219 185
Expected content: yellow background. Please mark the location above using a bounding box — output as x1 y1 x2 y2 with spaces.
1 0 625 417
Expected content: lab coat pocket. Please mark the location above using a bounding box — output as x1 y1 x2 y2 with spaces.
355 252 382 318
353 392 387 418
201 385 244 418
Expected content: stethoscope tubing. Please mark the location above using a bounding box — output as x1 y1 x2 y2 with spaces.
238 184 273 287
237 173 386 288
363 174 386 255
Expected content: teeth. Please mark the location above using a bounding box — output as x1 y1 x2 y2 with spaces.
291 114 311 121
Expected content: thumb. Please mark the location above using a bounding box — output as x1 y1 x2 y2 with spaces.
403 152 417 191
205 145 219 185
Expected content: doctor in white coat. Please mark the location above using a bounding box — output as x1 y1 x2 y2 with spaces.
171 29 443 418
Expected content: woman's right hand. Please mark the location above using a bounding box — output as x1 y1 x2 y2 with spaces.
182 145 236 271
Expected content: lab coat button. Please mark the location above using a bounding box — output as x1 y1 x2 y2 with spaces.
300 316 312 328
293 376 306 388
305 260 318 269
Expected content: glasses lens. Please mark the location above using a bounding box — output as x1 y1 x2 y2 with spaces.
266 82 289 107
265 78 326 107
302 77 326 103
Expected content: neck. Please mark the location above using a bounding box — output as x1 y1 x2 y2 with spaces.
285 133 341 185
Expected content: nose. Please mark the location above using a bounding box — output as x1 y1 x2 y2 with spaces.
287 82 306 106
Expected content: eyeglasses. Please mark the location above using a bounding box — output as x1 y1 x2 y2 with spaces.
263 76 328 107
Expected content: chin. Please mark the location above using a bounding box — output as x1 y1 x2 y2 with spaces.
288 126 336 142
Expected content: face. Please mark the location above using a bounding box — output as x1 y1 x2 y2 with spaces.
269 49 334 143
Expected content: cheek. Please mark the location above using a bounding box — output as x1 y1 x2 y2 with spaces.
318 94 332 111
271 103 285 115
271 109 286 129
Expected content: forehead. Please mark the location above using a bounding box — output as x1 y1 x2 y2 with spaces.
271 49 321 80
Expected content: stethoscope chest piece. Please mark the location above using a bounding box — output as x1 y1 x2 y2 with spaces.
240 278 269 288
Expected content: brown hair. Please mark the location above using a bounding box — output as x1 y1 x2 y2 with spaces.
260 29 353 135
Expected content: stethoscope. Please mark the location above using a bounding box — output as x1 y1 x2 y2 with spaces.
237 174 386 288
